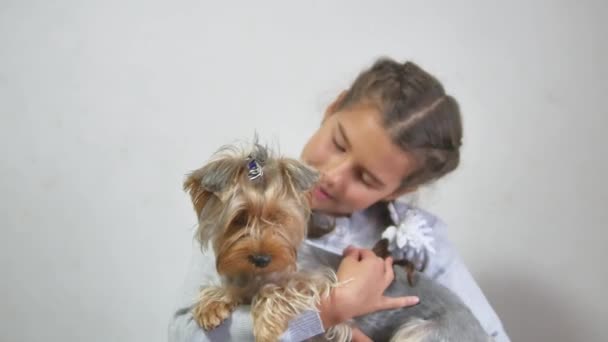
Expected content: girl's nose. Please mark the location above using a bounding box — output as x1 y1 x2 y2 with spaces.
324 156 350 192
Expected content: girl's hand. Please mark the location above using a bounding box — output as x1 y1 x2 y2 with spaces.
318 246 419 328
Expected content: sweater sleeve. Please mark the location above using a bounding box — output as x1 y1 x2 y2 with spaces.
168 243 325 342
423 216 511 342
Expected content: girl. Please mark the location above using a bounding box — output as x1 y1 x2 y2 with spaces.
169 58 510 341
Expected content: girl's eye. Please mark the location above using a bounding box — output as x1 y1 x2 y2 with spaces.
332 136 346 152
359 173 374 187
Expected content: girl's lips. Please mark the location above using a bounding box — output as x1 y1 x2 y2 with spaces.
313 186 334 201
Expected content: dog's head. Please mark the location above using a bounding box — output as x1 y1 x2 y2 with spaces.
184 142 318 288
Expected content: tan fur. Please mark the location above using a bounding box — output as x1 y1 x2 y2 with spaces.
192 286 240 330
251 271 336 341
389 318 434 342
184 142 347 341
325 324 352 342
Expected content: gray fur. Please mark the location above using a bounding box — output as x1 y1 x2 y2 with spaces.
195 142 270 194
198 157 243 193
281 159 319 192
248 142 269 167
357 269 489 342
298 244 490 342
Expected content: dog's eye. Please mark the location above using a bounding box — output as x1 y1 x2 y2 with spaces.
267 211 290 226
232 212 248 227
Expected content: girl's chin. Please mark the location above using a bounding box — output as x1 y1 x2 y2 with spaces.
311 201 351 217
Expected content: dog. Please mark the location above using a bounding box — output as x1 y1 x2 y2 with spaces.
184 142 491 342
183 142 347 341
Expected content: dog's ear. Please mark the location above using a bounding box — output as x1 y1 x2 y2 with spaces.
183 157 243 216
184 156 244 249
280 159 319 193
183 171 213 218
197 157 244 194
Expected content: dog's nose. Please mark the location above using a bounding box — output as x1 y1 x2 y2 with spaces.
248 254 271 268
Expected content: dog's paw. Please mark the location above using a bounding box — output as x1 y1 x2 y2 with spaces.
192 299 238 330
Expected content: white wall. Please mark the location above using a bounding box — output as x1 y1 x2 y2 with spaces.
1 1 606 341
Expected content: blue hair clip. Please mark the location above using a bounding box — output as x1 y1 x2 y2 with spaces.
247 156 263 181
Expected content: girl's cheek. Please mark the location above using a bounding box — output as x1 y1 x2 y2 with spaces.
312 142 332 165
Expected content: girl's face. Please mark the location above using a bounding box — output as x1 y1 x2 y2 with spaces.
301 99 417 215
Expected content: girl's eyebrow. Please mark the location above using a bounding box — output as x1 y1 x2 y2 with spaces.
337 121 386 188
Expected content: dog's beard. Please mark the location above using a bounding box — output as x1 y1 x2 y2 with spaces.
215 230 299 301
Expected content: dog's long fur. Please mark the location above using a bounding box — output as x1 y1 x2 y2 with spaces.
185 142 491 342
184 142 347 341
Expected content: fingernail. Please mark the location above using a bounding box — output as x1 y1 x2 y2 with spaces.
410 297 420 305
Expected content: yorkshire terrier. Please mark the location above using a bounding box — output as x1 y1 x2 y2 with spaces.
183 142 346 342
184 142 491 342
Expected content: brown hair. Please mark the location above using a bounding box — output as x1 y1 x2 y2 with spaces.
336 58 462 189
308 58 463 239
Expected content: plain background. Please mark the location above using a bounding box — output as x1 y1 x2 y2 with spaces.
1 1 606 341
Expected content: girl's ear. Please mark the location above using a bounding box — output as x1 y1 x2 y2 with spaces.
323 90 348 121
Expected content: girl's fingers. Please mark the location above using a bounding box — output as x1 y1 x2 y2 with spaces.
358 248 377 260
378 295 420 311
343 246 377 261
342 245 358 257
383 256 395 285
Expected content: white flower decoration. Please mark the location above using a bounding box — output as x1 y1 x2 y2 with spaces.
382 203 436 261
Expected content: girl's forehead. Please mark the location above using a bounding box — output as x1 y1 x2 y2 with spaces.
336 107 416 186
